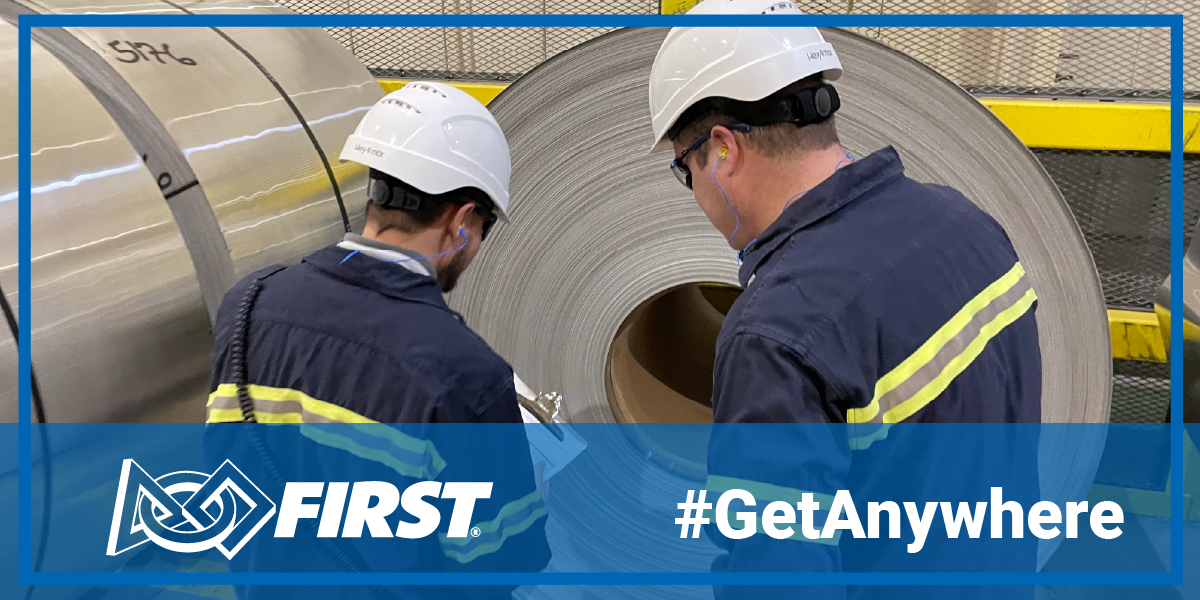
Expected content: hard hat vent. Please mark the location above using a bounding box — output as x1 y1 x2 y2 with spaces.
763 2 798 13
381 98 421 114
410 83 449 99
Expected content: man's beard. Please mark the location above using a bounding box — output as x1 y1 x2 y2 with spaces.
437 250 468 293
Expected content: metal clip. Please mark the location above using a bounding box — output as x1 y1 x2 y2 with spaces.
514 373 562 423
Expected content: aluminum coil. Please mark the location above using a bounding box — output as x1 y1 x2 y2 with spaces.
0 0 382 423
450 27 1111 586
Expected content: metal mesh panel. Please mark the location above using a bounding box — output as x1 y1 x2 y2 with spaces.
1035 150 1199 310
276 0 647 81
805 0 1194 99
1110 359 1170 423
276 0 1196 97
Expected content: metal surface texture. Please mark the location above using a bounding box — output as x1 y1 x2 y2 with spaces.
450 27 1111 582
0 0 382 423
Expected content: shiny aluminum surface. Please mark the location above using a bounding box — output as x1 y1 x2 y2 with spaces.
1 19 19 419
0 19 208 423
62 22 350 276
0 0 382 422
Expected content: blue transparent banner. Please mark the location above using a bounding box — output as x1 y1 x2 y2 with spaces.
0 423 1189 599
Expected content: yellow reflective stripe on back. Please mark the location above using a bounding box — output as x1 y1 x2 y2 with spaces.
349 423 446 467
846 262 1032 425
205 384 446 480
300 425 443 480
208 384 375 424
882 288 1037 424
206 407 246 423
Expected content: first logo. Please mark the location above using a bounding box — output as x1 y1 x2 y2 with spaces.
106 459 276 559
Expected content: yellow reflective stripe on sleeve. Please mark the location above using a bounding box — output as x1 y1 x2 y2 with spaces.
350 423 446 465
299 425 445 480
206 384 446 480
438 490 548 564
846 262 1036 426
883 288 1037 424
439 490 543 546
706 475 840 545
848 422 894 451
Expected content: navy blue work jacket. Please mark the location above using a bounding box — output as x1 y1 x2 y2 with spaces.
706 147 1043 600
205 245 549 600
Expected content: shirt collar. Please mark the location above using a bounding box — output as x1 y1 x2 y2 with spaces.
737 146 907 287
305 244 453 314
337 233 437 278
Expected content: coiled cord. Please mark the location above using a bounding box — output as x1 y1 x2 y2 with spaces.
228 271 398 600
232 276 266 423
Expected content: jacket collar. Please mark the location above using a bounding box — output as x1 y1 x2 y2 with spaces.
337 233 437 278
738 146 906 287
304 244 456 315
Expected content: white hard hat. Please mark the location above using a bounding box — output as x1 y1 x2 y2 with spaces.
647 0 843 154
340 81 512 220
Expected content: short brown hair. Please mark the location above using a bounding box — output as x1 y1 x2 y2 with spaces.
365 198 453 235
673 75 839 169
364 169 493 235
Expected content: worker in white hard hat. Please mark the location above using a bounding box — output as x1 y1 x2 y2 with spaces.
340 81 512 292
204 82 549 600
651 0 1041 596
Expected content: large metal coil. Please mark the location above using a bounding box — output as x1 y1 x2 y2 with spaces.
449 26 1111 585
0 0 383 423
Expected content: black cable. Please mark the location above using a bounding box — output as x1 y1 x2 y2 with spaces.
204 26 351 233
155 0 352 234
1 284 52 600
1 290 46 425
231 278 264 424
230 273 397 600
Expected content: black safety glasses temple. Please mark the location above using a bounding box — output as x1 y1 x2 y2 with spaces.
668 123 752 189
480 215 496 241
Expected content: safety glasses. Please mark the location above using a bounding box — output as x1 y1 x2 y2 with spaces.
479 210 496 241
669 123 751 189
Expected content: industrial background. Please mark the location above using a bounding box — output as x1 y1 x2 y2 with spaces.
244 0 1200 532
274 0 1199 428
0 1 1198 596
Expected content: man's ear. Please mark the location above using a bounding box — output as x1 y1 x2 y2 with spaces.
709 125 741 173
449 202 476 238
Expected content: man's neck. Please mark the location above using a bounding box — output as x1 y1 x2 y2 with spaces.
362 224 444 258
742 145 848 240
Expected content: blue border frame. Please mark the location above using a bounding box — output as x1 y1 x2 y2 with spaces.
16 12 1186 587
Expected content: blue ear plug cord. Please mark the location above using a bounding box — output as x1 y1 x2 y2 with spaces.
712 152 856 265
341 227 468 265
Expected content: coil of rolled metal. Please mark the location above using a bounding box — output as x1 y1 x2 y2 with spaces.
450 26 1112 586
0 0 383 423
